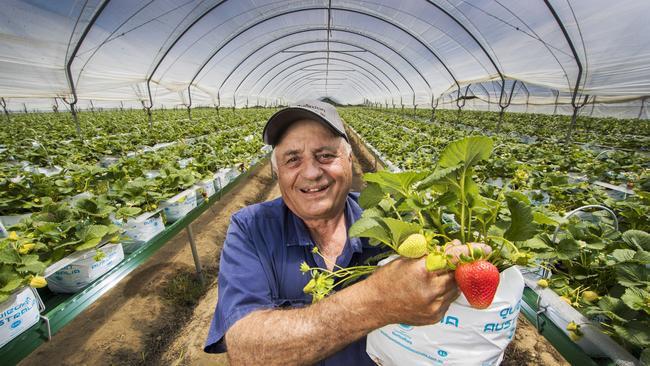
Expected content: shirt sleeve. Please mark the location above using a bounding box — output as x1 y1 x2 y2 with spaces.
204 212 275 353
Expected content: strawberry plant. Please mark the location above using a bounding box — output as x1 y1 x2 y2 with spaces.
302 136 538 309
529 214 650 359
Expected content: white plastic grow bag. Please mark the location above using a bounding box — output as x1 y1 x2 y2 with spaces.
520 271 642 365
195 179 216 205
98 155 119 168
160 188 197 223
0 213 31 229
366 266 524 366
110 211 164 253
0 287 43 348
46 243 125 293
213 167 237 191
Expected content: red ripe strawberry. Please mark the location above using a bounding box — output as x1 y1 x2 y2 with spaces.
455 260 500 309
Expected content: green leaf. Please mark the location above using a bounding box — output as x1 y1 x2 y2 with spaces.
0 277 23 292
611 249 636 263
360 207 384 219
358 183 384 209
620 287 650 311
633 251 650 264
75 237 102 251
0 248 21 265
612 321 650 348
504 193 538 242
380 218 422 247
363 170 428 197
77 224 109 242
348 217 391 247
622 230 650 251
533 211 560 226
521 236 551 250
417 165 462 190
590 296 638 323
116 206 141 219
438 136 494 169
616 263 649 287
556 238 581 260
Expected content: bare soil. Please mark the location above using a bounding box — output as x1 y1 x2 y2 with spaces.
18 133 569 366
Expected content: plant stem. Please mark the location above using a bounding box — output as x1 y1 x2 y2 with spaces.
459 169 466 243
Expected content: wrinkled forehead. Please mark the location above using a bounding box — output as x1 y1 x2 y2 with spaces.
276 119 341 149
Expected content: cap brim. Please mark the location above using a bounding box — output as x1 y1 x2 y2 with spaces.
263 107 346 145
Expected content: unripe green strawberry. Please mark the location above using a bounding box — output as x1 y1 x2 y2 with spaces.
568 330 582 342
582 291 599 303
537 279 549 288
455 259 500 309
30 275 47 288
426 253 447 271
560 296 572 305
397 233 427 258
566 321 579 332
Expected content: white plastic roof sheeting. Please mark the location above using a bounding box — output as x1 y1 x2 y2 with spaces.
1 0 649 116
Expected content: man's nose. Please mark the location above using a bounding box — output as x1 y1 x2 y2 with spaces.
301 157 323 180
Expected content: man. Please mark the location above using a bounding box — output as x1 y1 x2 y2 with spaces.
204 101 466 365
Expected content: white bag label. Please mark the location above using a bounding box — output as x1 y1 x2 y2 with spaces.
367 266 524 366
113 214 164 245
47 244 125 293
0 287 40 348
162 190 197 222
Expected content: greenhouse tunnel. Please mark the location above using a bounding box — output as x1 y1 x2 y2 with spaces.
1 0 648 118
0 1 649 365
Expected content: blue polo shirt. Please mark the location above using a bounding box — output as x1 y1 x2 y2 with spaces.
204 192 384 365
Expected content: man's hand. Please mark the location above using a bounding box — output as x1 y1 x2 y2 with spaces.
444 239 492 264
364 256 459 326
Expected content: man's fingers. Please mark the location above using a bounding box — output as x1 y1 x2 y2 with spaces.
444 242 492 263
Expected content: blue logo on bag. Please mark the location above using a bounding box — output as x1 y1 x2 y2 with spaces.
437 349 448 357
439 315 459 327
11 320 21 329
499 300 521 319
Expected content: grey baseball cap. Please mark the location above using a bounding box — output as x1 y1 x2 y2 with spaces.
262 100 348 146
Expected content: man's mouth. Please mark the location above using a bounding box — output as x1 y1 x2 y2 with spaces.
299 183 330 194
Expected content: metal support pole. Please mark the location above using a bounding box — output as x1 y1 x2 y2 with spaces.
430 94 438 122
553 90 559 115
565 95 589 142
589 96 596 116
23 103 28 114
142 101 153 129
72 106 80 136
0 98 8 122
638 96 648 119
412 94 417 118
456 84 470 122
186 224 205 286
496 81 517 134
52 98 59 113
90 99 95 113
120 101 124 111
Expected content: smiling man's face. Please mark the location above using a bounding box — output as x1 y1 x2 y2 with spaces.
274 119 352 221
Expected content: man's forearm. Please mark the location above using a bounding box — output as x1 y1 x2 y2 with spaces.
225 280 383 365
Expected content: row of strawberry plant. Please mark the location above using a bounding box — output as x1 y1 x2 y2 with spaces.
341 108 649 232
341 108 649 362
0 108 273 304
394 106 649 151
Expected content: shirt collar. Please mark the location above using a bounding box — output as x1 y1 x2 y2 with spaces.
284 193 371 251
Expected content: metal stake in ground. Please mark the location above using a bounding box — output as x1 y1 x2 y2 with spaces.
186 224 205 287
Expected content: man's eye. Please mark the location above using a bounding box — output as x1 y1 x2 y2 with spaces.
317 154 336 161
286 156 299 164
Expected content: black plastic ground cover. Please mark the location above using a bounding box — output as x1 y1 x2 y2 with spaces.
0 159 266 366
